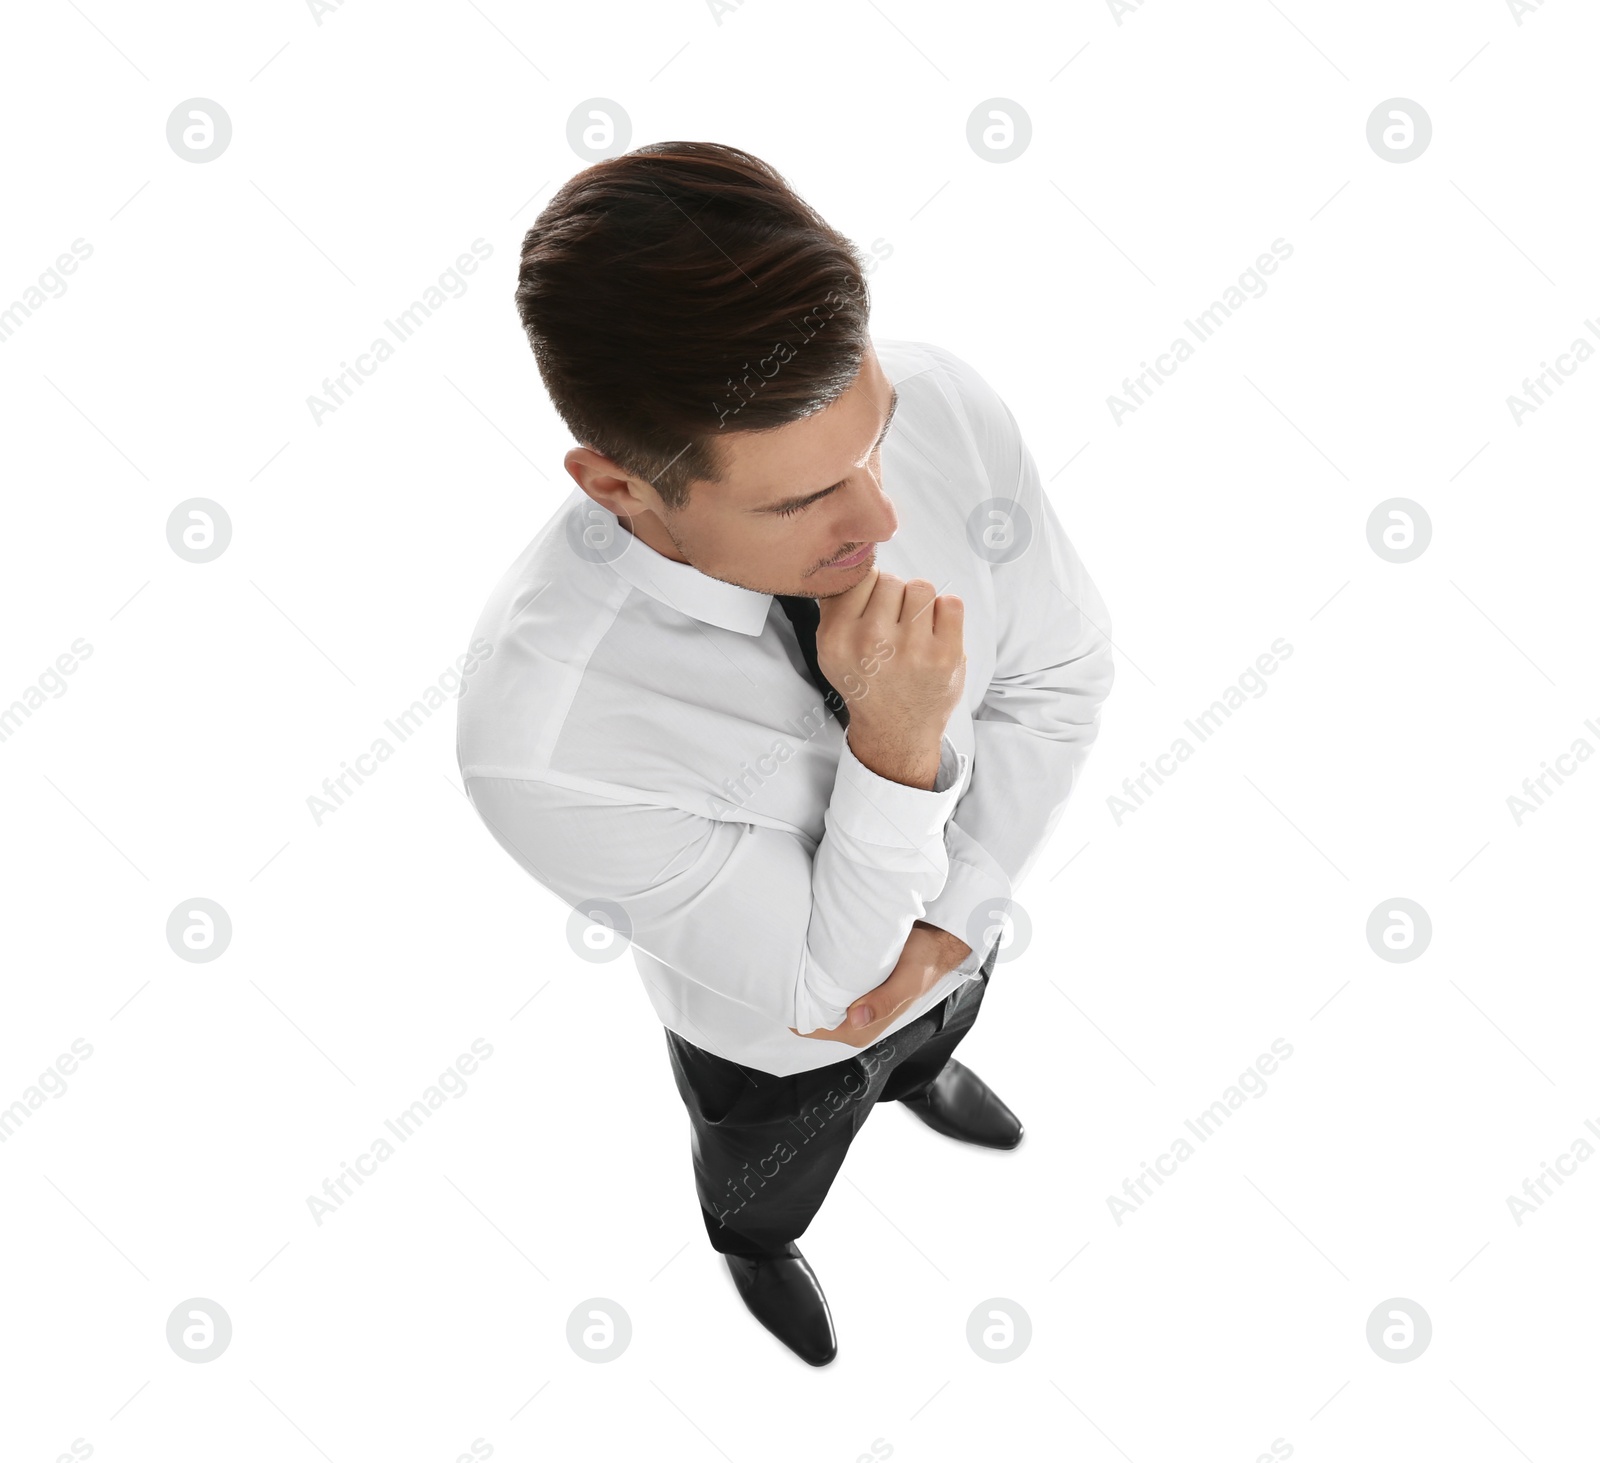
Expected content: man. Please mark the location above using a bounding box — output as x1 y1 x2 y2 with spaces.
456 141 1114 1365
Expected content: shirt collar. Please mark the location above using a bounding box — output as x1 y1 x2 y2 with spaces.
604 512 774 637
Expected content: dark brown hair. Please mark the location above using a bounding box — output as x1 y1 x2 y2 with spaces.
514 141 873 511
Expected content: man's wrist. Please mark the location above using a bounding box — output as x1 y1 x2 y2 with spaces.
911 919 973 978
846 726 945 790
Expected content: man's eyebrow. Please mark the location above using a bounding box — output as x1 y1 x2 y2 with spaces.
753 385 900 514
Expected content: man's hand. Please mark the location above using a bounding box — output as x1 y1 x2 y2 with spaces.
789 921 974 1048
816 569 966 791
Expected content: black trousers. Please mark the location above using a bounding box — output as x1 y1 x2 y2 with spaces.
665 949 997 1260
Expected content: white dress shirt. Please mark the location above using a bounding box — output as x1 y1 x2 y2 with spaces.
456 338 1115 1076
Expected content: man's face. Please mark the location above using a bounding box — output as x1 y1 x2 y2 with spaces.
567 345 900 599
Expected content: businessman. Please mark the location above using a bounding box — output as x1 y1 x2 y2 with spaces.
456 141 1114 1365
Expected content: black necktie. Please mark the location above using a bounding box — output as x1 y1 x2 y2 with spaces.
774 594 849 727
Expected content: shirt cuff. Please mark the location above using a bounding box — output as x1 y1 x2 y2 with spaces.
790 973 855 1036
826 732 968 850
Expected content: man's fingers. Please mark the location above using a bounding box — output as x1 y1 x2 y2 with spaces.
858 570 907 633
845 964 921 1029
899 578 937 629
791 943 934 1045
932 592 963 640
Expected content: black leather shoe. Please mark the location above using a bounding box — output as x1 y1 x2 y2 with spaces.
900 1059 1023 1149
723 1243 837 1366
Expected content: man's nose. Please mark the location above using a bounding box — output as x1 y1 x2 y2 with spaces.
851 476 898 544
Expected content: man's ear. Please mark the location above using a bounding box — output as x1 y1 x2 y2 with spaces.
565 446 656 519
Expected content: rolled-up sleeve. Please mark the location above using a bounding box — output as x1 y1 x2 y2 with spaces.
462 732 968 1036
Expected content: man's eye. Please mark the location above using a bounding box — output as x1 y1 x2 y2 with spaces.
775 500 811 519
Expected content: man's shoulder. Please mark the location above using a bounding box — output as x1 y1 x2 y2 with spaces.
872 336 1009 433
455 490 632 781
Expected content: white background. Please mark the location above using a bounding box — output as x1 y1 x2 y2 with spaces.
2 1 1597 1459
